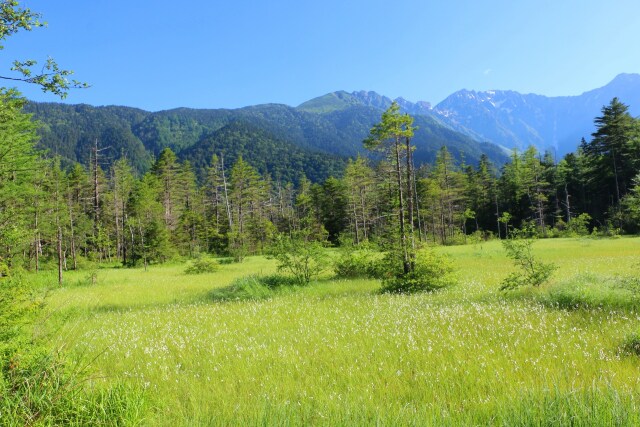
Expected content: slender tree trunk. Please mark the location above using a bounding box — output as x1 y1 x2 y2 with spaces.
113 170 122 261
352 200 360 244
394 137 409 274
221 153 233 229
495 194 501 239
93 139 100 242
405 137 415 260
57 224 63 286
413 167 423 242
564 183 571 223
34 205 40 273
69 200 77 270
612 149 621 204
122 204 128 265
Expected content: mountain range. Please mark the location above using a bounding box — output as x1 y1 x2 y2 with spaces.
25 73 640 182
25 99 506 183
301 73 640 156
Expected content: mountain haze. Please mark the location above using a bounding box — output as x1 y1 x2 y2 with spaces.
432 73 640 155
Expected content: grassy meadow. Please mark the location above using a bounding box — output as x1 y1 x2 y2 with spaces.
37 237 640 425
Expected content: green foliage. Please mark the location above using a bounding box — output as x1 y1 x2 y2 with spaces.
566 213 592 236
208 275 273 302
0 1 88 97
0 90 39 266
0 352 146 426
184 257 220 275
539 273 640 311
268 233 330 285
621 331 640 356
618 174 640 233
207 274 298 302
500 230 557 290
333 242 382 279
380 248 456 294
0 274 145 425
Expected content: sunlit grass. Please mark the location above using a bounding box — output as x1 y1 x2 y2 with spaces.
40 237 640 425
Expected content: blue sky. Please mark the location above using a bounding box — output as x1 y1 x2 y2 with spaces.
4 0 640 110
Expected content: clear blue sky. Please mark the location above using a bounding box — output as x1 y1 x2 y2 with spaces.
4 0 640 111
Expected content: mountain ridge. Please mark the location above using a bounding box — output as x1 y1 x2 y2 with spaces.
25 99 508 183
299 73 640 155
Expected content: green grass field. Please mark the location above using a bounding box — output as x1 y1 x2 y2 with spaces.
39 237 640 425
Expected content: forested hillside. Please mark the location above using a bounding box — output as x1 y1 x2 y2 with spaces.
24 100 509 181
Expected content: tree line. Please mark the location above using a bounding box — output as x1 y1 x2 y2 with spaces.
1 97 639 282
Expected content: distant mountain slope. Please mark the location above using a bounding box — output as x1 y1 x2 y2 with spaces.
25 102 153 173
299 74 640 157
432 73 640 155
181 121 347 184
25 99 509 181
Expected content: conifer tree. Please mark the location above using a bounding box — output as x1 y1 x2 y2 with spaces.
364 102 416 274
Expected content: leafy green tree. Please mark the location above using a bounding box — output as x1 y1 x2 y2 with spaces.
500 226 557 291
269 232 329 285
203 154 230 253
465 154 498 234
0 1 87 97
582 98 639 211
618 174 640 233
65 163 93 268
343 156 376 244
228 156 271 260
126 174 173 268
556 151 587 223
152 147 181 231
313 176 348 244
294 175 326 241
364 102 416 274
420 146 467 244
0 90 38 268
111 158 135 264
175 160 205 256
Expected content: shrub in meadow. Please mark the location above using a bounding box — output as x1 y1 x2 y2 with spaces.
334 242 383 279
500 228 557 291
268 233 330 285
184 257 220 275
209 275 273 301
621 331 640 356
380 248 455 294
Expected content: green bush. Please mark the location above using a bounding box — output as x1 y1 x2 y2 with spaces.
380 248 456 294
209 275 273 302
184 257 220 275
567 213 592 236
258 274 300 289
500 231 557 291
540 274 640 311
334 245 383 279
622 332 640 356
209 274 303 302
268 233 329 285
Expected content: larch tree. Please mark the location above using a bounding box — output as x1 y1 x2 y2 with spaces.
364 101 416 274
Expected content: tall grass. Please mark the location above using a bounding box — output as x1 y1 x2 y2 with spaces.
39 237 640 425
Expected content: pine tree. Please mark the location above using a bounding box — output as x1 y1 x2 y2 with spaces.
364 102 416 274
583 98 639 210
0 90 38 269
